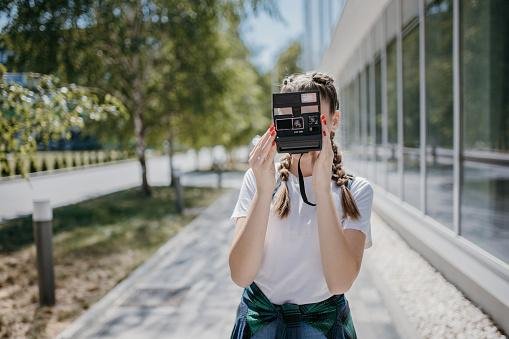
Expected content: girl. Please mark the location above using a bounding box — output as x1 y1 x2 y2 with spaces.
228 72 373 339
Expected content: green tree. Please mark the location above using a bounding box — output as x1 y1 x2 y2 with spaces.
172 3 272 166
273 40 302 84
1 0 278 195
0 66 127 178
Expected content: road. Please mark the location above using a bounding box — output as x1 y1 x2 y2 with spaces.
0 147 248 221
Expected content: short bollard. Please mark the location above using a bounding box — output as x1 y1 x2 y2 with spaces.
174 171 184 214
32 198 55 306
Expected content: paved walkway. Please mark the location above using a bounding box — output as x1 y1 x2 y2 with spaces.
57 189 400 339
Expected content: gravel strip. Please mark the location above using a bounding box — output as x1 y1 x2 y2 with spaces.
366 213 507 339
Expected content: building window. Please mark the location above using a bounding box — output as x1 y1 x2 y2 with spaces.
360 68 368 164
402 18 420 209
386 38 399 197
367 62 376 180
375 56 384 186
425 0 453 229
460 0 509 263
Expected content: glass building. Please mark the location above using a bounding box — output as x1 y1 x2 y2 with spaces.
303 0 508 334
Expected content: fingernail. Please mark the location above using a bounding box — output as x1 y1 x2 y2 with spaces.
270 130 275 136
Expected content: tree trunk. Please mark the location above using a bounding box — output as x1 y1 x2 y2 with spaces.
130 48 151 197
194 149 200 171
228 150 234 170
168 135 176 187
134 109 151 196
209 147 215 171
166 113 177 187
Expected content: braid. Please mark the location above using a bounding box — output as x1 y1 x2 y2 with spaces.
330 130 361 220
272 153 292 218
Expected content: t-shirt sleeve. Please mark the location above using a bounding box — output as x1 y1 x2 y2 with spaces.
229 168 257 225
342 178 374 249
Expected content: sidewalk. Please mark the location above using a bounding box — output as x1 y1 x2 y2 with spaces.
57 189 400 339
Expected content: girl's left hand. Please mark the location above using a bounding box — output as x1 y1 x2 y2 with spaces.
312 114 333 194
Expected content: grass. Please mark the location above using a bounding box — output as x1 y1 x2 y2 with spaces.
0 185 225 339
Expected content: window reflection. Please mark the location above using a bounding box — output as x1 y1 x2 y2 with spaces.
403 20 420 209
339 0 509 266
360 68 369 177
460 0 509 263
374 57 385 187
425 0 453 229
386 39 399 197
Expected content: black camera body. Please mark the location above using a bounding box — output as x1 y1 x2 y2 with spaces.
272 90 322 154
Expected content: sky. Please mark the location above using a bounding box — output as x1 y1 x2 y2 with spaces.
240 0 304 73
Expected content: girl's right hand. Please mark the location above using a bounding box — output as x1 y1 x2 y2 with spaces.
248 123 277 195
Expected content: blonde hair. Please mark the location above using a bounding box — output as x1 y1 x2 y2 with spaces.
272 71 361 221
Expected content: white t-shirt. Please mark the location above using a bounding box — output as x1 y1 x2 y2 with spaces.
229 162 374 305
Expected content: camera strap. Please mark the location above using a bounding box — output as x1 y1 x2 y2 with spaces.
298 153 316 206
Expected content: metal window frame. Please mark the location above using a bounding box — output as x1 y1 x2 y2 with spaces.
381 8 389 190
452 0 463 236
417 0 426 214
361 53 369 174
369 42 377 181
397 0 405 199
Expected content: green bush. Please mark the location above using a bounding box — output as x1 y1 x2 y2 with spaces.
64 153 72 168
1 159 10 177
41 158 48 172
14 158 23 175
53 155 60 170
72 153 79 167
29 157 37 173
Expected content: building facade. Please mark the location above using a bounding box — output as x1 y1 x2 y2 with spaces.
303 0 509 334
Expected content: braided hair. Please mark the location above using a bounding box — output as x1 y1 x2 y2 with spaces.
272 72 361 220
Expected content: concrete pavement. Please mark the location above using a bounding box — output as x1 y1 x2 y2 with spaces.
57 188 400 339
57 190 245 339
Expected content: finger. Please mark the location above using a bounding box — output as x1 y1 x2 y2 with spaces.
320 117 333 157
251 129 275 164
258 130 276 163
250 126 273 159
263 139 277 164
320 114 331 136
250 130 269 156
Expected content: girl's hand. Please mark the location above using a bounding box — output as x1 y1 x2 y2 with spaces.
312 114 333 194
249 123 277 195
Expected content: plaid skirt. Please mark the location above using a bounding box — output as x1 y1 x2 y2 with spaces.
230 281 357 339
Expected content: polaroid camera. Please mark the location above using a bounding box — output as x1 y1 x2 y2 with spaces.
272 90 322 154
